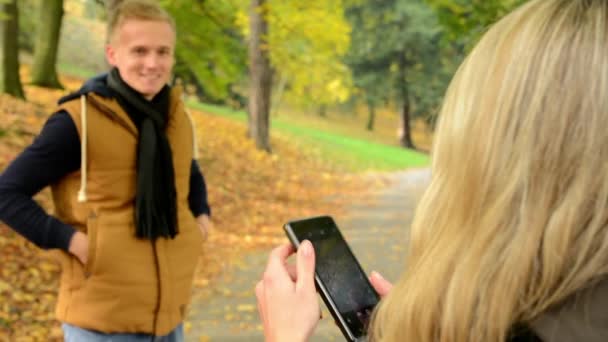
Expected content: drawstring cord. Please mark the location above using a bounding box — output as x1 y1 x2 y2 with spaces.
184 105 199 159
77 95 88 203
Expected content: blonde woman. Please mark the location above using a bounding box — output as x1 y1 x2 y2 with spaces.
256 0 608 341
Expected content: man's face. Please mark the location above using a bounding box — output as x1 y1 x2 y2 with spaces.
105 19 175 100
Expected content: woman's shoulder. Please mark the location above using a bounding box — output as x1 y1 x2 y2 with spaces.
508 324 543 342
529 278 608 342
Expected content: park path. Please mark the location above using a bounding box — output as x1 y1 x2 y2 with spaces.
185 168 431 341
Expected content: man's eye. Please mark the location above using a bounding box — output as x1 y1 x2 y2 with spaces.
134 48 146 55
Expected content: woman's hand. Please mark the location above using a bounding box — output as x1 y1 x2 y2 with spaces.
369 271 393 298
256 241 320 342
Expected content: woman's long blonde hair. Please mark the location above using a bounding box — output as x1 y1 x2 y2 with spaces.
371 0 608 341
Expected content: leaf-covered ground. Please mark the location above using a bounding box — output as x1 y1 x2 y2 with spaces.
0 75 380 340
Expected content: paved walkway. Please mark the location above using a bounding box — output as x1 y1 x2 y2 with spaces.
185 168 431 341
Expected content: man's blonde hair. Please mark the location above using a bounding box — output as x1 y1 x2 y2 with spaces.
370 0 608 341
106 0 175 43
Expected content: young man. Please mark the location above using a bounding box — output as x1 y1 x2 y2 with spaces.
0 1 210 340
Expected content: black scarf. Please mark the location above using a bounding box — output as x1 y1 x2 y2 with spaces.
107 68 178 240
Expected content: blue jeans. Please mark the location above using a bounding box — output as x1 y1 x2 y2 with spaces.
62 323 184 342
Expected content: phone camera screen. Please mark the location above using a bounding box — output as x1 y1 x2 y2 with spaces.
294 217 379 337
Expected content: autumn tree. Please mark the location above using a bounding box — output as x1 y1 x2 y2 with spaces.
30 0 64 89
263 0 351 109
162 0 352 151
0 0 24 98
233 0 351 151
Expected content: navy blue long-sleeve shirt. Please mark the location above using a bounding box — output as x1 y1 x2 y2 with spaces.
0 111 210 252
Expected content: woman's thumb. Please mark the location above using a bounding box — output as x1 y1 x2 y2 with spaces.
296 240 316 292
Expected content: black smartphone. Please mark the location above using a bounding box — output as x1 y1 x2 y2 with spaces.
283 215 380 342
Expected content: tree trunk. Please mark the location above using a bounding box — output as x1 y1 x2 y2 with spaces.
318 104 327 117
399 96 414 148
248 0 272 152
0 0 25 98
398 55 414 149
366 100 375 131
31 0 64 89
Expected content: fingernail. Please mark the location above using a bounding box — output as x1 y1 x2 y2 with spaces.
371 271 384 281
301 240 312 257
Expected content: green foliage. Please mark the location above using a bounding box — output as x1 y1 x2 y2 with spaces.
17 0 37 53
425 0 527 49
344 0 527 126
414 0 528 124
0 0 8 20
346 0 448 120
162 0 247 104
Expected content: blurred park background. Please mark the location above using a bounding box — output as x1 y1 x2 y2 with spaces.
0 0 525 340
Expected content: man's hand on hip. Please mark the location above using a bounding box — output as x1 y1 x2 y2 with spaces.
68 231 89 265
197 214 212 242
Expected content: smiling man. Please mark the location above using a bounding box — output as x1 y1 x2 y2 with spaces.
0 1 210 341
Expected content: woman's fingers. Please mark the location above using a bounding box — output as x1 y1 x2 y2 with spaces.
267 243 295 266
286 263 297 281
256 241 321 341
255 281 269 333
369 271 393 298
264 243 296 285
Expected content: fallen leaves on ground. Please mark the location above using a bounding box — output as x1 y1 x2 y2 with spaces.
0 75 388 340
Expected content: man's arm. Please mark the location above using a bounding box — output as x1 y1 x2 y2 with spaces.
188 160 211 217
0 111 80 251
189 160 212 239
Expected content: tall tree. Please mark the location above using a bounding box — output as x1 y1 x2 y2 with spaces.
345 0 443 148
248 0 272 152
231 0 351 150
31 0 64 89
234 0 352 110
0 0 24 98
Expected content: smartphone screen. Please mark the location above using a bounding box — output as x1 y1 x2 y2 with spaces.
284 216 379 341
